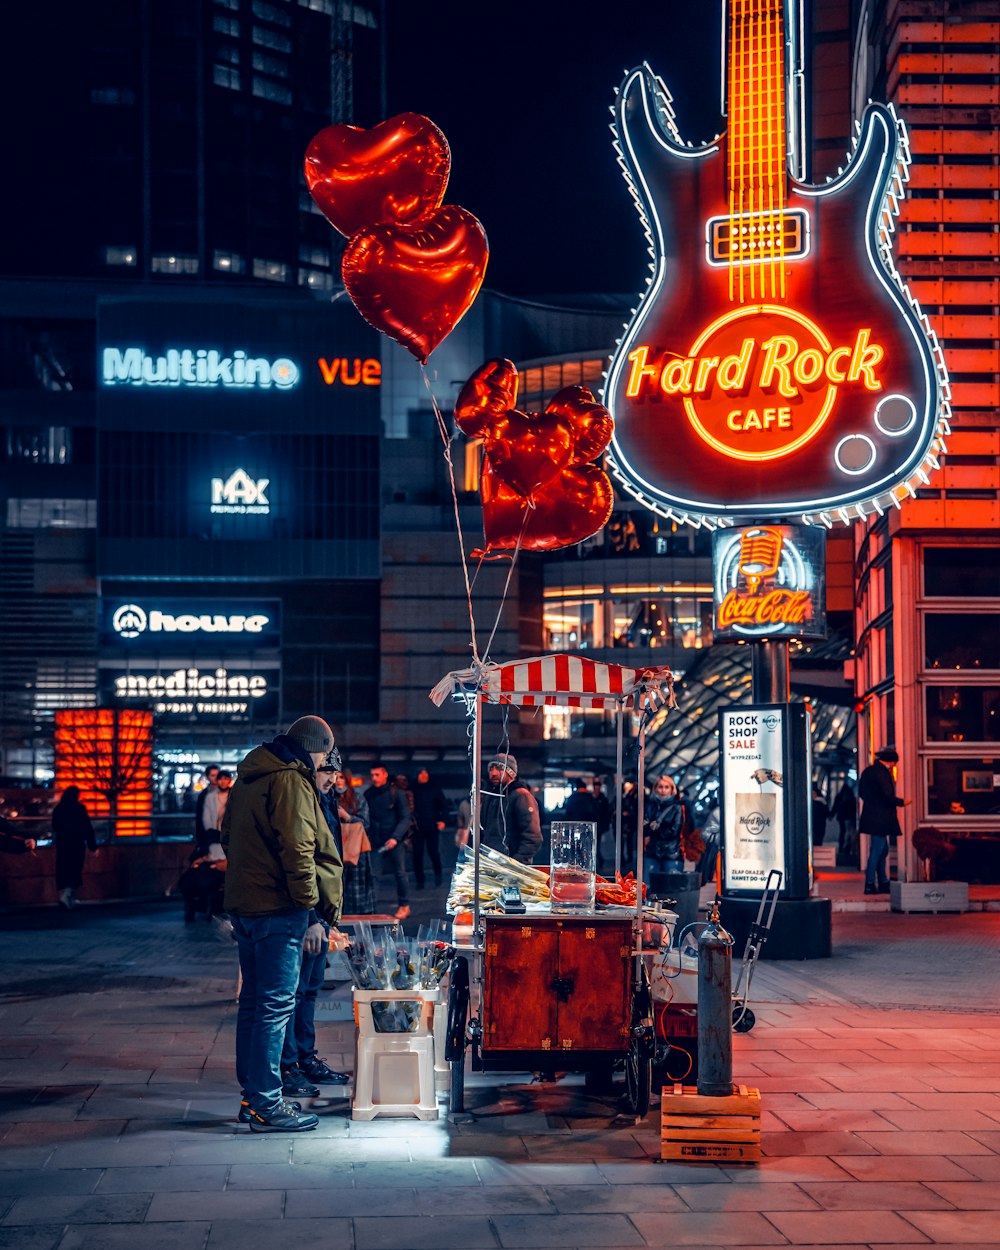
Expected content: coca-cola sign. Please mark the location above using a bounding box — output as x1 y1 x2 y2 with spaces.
712 523 826 642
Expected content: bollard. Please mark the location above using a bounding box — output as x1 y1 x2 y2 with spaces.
697 899 734 1097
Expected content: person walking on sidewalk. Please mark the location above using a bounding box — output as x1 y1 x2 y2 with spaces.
52 787 97 909
364 765 413 920
858 746 910 895
222 716 344 1133
411 768 447 889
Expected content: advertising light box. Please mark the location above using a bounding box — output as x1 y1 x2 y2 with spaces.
712 524 826 642
602 0 949 527
100 663 279 721
102 600 281 650
720 705 788 893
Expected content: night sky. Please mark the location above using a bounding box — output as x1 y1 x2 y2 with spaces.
385 2 724 298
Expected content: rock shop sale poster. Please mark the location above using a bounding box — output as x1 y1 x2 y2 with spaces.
720 707 787 892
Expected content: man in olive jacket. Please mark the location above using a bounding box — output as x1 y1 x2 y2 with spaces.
222 716 343 1133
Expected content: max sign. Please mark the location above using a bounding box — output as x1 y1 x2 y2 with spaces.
712 524 826 642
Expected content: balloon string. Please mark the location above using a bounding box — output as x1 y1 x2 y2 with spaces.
420 365 481 665
481 506 530 665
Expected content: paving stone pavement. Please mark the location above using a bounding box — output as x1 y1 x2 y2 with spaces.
0 896 999 1248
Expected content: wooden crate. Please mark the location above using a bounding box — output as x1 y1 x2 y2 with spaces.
661 1082 761 1163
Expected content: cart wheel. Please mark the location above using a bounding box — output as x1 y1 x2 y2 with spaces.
732 1006 755 1033
625 1037 652 1117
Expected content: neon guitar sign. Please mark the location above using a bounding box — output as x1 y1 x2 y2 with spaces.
605 0 950 526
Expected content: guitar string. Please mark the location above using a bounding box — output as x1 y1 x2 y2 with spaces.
727 0 737 303
765 0 777 301
737 0 747 304
749 0 758 303
776 0 787 299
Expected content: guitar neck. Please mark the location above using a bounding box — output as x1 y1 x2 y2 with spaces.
727 0 788 195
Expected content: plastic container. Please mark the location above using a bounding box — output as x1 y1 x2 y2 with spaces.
550 820 597 913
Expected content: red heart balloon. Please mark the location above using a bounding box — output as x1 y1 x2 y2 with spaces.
546 385 615 466
342 206 489 364
454 358 518 439
472 461 615 558
485 410 575 498
304 113 450 239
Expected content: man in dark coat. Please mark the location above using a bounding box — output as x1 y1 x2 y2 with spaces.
858 746 909 895
565 778 598 824
52 786 97 909
364 765 413 919
480 753 542 865
411 768 447 889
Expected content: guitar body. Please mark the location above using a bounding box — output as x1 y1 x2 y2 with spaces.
606 66 945 521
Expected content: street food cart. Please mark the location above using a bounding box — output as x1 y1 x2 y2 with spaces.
430 653 675 1115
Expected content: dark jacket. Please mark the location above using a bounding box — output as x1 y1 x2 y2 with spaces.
412 779 448 832
858 761 904 839
221 736 343 923
481 776 542 864
565 789 598 823
363 781 412 848
643 793 684 862
0 820 33 854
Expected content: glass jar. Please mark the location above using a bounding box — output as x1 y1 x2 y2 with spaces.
549 820 596 913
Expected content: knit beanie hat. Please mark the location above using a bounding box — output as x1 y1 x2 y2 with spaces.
285 715 335 753
489 752 517 776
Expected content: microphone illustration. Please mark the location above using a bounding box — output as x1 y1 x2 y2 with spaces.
738 527 784 594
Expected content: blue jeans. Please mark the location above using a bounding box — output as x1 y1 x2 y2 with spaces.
865 835 889 888
232 910 308 1113
281 944 327 1068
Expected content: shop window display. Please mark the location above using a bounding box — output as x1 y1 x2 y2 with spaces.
926 757 1000 818
925 686 1000 744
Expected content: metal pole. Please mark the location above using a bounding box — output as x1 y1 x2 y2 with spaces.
471 691 483 944
751 639 790 704
614 707 624 877
635 712 645 919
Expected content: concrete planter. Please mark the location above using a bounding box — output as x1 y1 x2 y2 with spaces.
890 880 969 914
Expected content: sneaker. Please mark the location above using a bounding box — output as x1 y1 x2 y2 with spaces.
239 1096 300 1123
248 1103 318 1133
302 1056 350 1085
863 884 878 895
280 1065 320 1098
394 905 411 921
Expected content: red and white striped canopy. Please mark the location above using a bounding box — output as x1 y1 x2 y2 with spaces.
430 654 674 710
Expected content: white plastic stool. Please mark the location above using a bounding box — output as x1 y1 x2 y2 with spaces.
352 989 439 1121
432 999 450 1092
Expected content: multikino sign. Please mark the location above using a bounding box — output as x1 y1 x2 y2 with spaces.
102 347 300 389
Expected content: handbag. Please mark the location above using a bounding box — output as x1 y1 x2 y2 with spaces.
340 820 371 866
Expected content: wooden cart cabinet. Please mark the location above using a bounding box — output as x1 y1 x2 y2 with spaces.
483 915 633 1053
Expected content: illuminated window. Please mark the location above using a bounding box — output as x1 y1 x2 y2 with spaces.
463 438 483 493
252 25 291 51
213 249 245 273
299 244 330 266
299 190 326 216
252 76 292 103
213 64 242 90
252 0 291 23
5 428 73 465
151 254 199 274
54 709 153 838
102 245 137 266
252 50 289 76
6 499 96 528
217 44 240 64
925 686 1000 744
543 589 713 652
253 257 289 282
90 88 135 106
298 269 334 290
213 14 240 34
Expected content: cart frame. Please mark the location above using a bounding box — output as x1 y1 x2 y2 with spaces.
432 653 674 1115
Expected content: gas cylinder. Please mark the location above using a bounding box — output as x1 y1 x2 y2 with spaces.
697 899 734 1097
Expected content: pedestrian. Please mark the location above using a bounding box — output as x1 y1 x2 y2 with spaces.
52 786 97 909
480 753 542 865
364 765 413 920
411 768 447 889
201 770 232 837
858 746 910 895
194 765 220 841
611 781 639 872
832 781 857 853
455 797 471 849
222 715 344 1133
279 753 350 1098
642 774 684 886
177 837 227 923
0 817 36 854
330 766 376 915
811 785 829 847
565 778 598 823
